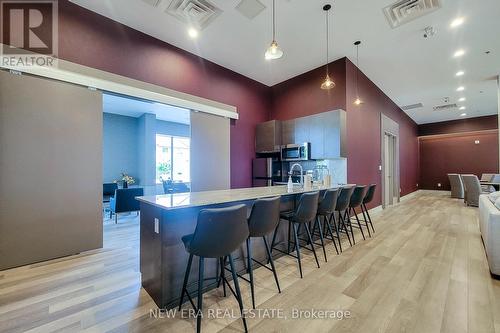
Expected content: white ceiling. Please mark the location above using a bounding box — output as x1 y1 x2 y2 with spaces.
103 93 191 124
70 0 500 124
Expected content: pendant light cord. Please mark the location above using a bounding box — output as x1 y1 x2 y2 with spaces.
325 8 329 75
356 43 359 96
272 0 276 42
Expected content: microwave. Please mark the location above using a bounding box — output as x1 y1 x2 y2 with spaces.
280 143 310 161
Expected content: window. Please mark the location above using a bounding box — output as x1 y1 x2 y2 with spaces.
156 134 190 183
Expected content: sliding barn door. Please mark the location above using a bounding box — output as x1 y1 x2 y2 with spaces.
0 70 103 270
190 111 230 192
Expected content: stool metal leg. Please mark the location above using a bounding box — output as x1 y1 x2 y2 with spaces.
196 257 204 333
304 223 320 268
363 203 375 233
338 211 353 247
292 223 303 278
315 216 328 262
246 238 256 309
178 253 194 311
228 254 248 333
360 206 372 238
324 215 339 255
345 210 355 245
352 208 366 240
329 214 342 253
263 236 281 293
220 257 226 297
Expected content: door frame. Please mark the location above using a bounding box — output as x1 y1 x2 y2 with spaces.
381 114 400 209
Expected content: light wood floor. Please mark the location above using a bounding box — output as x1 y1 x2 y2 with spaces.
1 192 499 333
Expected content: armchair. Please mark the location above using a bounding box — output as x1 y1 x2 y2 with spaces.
109 188 144 223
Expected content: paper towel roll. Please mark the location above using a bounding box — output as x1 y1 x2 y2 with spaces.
323 175 331 187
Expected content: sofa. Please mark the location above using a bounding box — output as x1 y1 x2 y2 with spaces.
478 193 500 276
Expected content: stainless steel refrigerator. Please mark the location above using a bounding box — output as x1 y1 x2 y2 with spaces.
252 157 282 187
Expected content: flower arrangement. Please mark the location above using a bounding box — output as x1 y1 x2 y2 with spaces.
114 173 135 188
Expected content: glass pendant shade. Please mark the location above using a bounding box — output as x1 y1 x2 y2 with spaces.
265 41 283 60
320 5 334 90
265 0 283 60
321 74 335 90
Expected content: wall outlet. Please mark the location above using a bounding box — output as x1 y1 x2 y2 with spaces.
154 218 159 234
378 165 382 171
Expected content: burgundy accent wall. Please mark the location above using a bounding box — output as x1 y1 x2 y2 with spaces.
345 59 418 207
56 0 270 188
418 115 498 136
271 58 419 208
419 131 499 190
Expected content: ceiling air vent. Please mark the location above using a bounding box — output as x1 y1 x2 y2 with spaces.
401 103 423 111
142 0 162 7
236 0 266 20
433 103 458 111
383 0 441 29
166 0 222 29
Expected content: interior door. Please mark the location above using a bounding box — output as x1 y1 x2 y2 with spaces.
384 133 397 207
0 70 103 270
190 111 230 192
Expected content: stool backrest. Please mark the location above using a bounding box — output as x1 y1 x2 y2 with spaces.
363 184 377 204
349 186 368 207
336 186 355 211
190 204 249 258
248 196 281 237
294 191 320 224
318 189 339 215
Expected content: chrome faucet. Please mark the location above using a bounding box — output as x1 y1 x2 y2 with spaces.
289 163 303 187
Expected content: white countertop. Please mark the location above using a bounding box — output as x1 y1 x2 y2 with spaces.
136 184 351 211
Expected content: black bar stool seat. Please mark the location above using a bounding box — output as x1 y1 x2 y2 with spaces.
239 196 282 309
270 191 321 278
179 204 249 333
335 186 355 247
311 188 341 258
361 184 377 234
347 186 370 241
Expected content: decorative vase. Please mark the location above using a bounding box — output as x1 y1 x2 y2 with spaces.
123 181 128 189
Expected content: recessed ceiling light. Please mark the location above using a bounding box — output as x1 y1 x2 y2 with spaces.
456 86 465 92
458 97 466 102
450 17 465 28
459 106 466 110
453 49 465 57
188 28 199 39
460 112 467 117
455 71 465 76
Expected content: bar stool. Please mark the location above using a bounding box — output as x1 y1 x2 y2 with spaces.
179 204 248 333
335 186 355 247
270 191 320 278
242 196 282 309
361 184 376 234
347 186 369 242
310 189 340 260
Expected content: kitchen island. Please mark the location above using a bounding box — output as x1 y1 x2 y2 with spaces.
136 184 347 309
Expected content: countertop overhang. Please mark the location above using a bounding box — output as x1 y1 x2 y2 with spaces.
136 184 351 211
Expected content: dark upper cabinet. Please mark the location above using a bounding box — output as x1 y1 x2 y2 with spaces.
309 113 325 159
255 120 282 153
322 110 347 158
256 110 346 158
294 116 310 144
281 119 295 145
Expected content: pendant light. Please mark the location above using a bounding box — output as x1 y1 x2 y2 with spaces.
265 0 283 60
321 4 335 90
353 40 363 105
